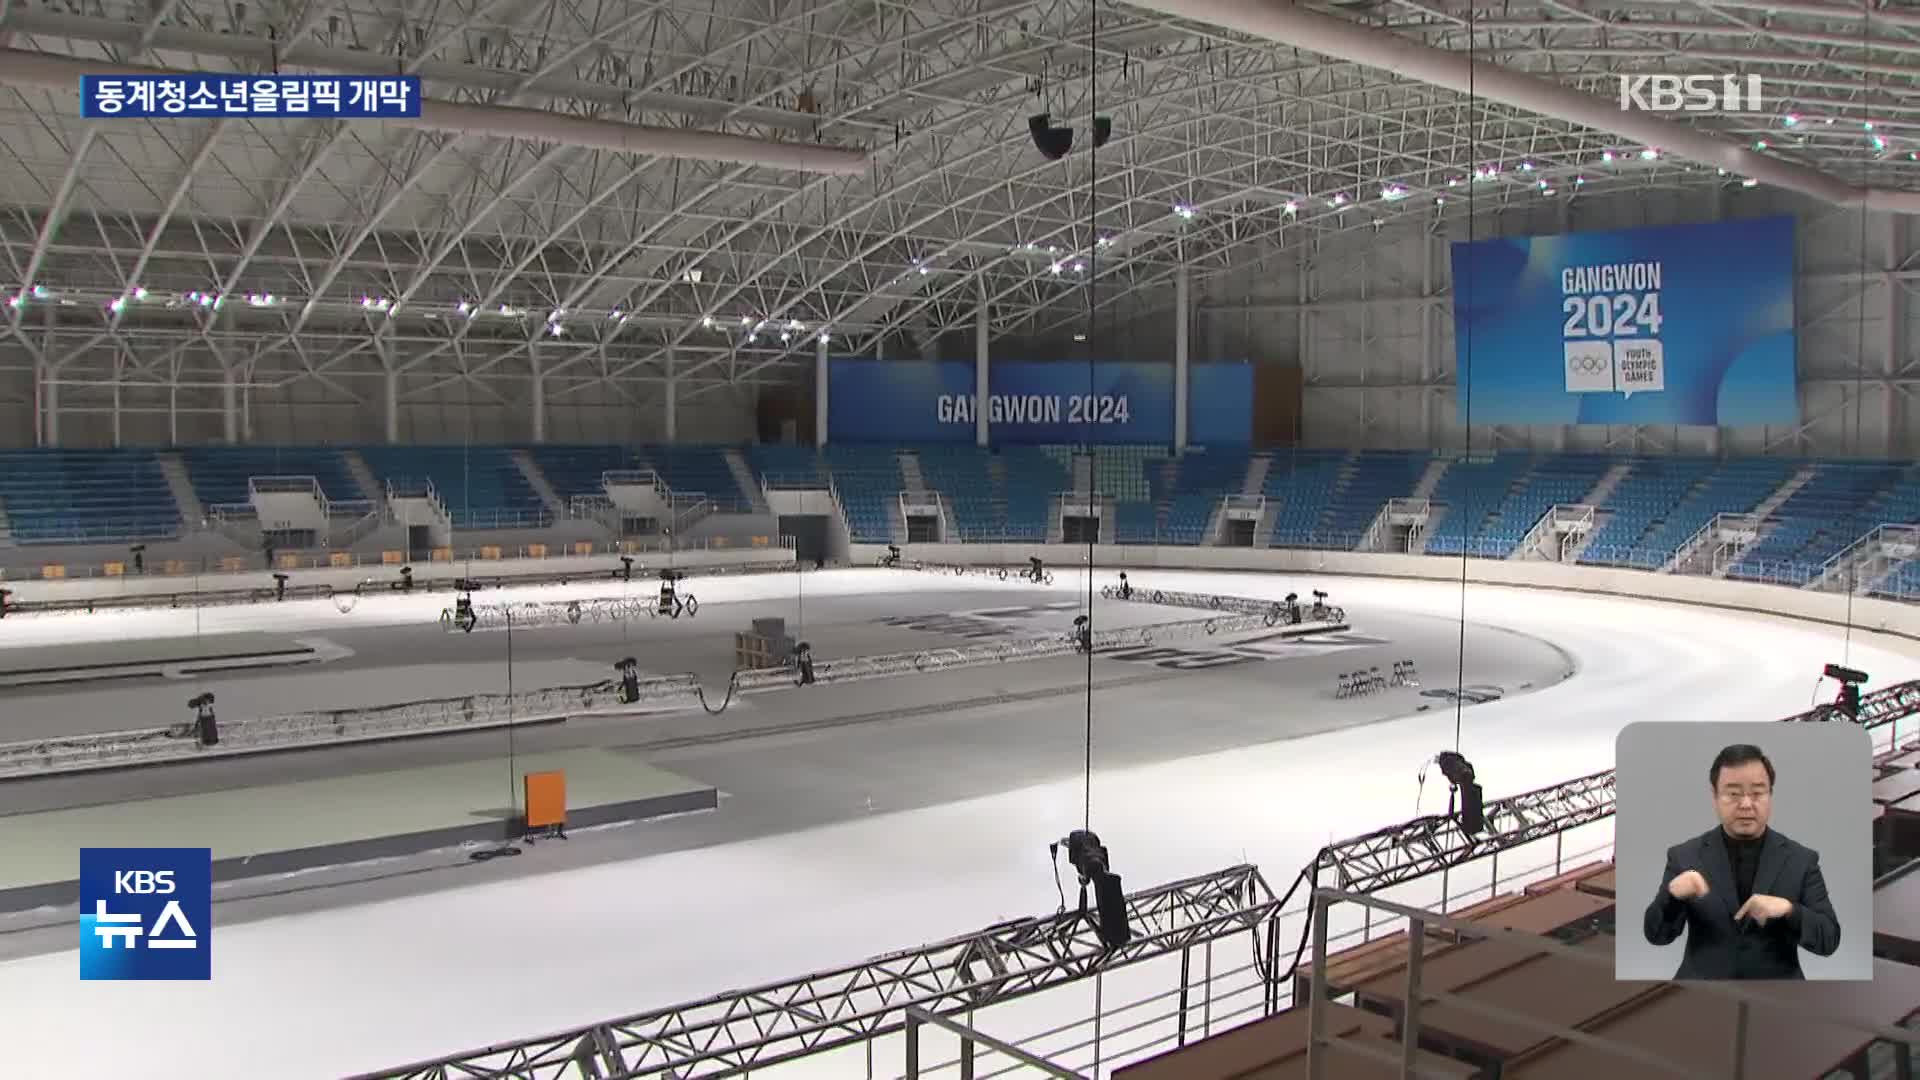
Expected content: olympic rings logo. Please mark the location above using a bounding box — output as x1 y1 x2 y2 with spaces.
1567 354 1609 374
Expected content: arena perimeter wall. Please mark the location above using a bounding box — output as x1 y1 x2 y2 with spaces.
848 542 1920 644
0 547 793 605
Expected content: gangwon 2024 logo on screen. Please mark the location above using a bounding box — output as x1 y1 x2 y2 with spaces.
79 848 212 980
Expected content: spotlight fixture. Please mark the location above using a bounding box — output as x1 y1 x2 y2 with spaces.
394 566 414 593
794 641 816 685
615 555 635 582
1054 829 1132 948
129 544 146 574
272 572 289 602
1825 663 1868 719
0 586 11 619
1427 751 1485 834
1028 113 1073 160
1072 613 1092 654
188 692 219 747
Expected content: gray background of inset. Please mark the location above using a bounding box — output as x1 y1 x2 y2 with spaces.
1614 720 1874 980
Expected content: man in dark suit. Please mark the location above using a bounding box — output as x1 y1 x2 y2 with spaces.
1642 743 1841 979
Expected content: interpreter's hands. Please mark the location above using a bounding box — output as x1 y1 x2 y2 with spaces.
1667 870 1710 900
1734 894 1793 925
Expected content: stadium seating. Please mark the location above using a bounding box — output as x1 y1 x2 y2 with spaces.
998 446 1071 541
1163 450 1251 544
0 449 181 544
180 446 361 509
1468 454 1614 556
1265 450 1347 547
1628 457 1797 566
356 445 548 529
1422 453 1534 556
523 444 641 498
1577 457 1719 567
822 445 903 543
916 446 997 539
748 444 827 489
638 445 750 508
1727 461 1908 582
1319 451 1431 539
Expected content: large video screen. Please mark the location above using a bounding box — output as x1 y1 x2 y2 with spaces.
1451 216 1799 426
827 359 1252 445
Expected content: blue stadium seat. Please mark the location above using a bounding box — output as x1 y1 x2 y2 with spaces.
1162 450 1251 545
822 446 902 543
357 445 548 529
0 449 181 544
181 446 361 510
524 445 641 498
638 445 751 509
1265 450 1347 548
917 445 997 539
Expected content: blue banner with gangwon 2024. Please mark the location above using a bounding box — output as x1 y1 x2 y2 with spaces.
826 359 1252 445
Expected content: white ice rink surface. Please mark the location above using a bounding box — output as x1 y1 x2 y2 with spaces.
1 569 1913 1078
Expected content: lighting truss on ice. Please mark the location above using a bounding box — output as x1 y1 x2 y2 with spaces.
351 864 1285 1080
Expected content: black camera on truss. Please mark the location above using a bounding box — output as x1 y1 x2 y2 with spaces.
1057 829 1132 949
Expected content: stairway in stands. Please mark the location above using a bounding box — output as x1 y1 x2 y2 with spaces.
155 451 205 526
512 449 566 518
342 450 385 503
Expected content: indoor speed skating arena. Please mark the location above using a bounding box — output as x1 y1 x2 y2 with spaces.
3 0 1920 1077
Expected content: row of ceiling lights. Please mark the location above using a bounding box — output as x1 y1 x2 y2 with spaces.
6 285 834 343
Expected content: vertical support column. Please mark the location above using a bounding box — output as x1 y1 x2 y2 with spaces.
1401 917 1426 1072
814 334 828 448
975 280 990 447
529 341 546 444
1305 891 1329 1080
1886 214 1905 457
44 364 61 445
1556 198 1574 455
222 368 239 444
1175 250 1191 452
1297 241 1312 447
1420 231 1436 449
665 346 679 443
384 368 400 443
32 355 45 447
168 381 178 446
42 307 59 446
111 348 123 447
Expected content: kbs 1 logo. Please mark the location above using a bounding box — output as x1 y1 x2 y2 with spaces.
1618 74 1765 113
78 848 212 980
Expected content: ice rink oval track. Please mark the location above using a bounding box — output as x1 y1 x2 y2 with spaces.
0 568 1915 1080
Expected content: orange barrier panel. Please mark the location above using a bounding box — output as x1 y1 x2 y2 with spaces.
382 550 405 565
430 547 454 562
41 564 66 579
712 536 730 548
572 541 593 556
524 770 566 830
277 554 302 570
162 560 189 575
526 543 548 558
103 561 125 576
480 546 503 560
751 535 769 548
219 557 246 572
329 552 354 568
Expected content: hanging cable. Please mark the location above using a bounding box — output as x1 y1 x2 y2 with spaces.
1450 10 1480 757
1081 0 1100 833
1841 3 1874 665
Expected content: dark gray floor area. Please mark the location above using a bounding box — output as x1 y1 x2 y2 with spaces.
0 589 1167 741
0 602 1571 959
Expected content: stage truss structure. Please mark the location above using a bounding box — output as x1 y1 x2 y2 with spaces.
352 863 1285 1080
